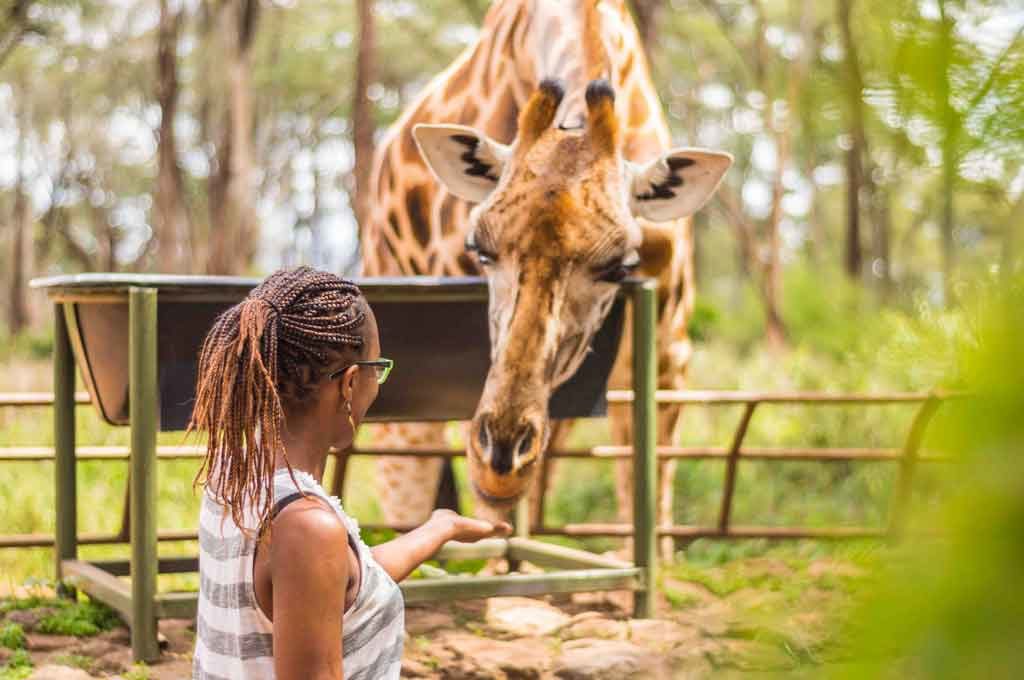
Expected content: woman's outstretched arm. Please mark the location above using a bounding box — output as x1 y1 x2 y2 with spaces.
371 509 511 582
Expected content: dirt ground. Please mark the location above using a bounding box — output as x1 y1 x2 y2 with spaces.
0 554 867 679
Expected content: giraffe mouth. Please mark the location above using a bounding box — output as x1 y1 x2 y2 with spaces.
470 479 521 509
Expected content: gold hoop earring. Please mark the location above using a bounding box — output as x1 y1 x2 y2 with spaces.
345 400 357 434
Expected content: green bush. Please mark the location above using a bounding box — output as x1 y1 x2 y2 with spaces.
37 600 120 637
0 649 32 680
0 624 25 651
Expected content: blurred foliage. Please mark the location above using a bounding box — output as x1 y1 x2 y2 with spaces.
826 275 1024 679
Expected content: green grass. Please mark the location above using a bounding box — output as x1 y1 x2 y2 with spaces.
0 592 120 637
0 624 25 650
0 649 32 680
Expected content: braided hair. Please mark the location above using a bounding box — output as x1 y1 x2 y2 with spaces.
188 266 367 533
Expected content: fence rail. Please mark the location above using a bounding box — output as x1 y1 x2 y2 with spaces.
0 390 955 550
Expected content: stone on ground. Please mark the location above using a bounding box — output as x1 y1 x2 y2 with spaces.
485 597 570 637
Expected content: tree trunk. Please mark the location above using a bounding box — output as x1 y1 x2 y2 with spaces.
352 0 377 230
837 0 864 280
937 0 957 303
206 0 260 275
8 77 30 334
154 0 192 273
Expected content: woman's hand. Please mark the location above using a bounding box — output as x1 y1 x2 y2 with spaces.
370 509 513 582
429 508 512 543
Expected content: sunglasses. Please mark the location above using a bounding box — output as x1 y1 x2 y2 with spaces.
328 358 394 385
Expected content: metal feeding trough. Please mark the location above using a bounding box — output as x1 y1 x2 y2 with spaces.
31 273 660 663
33 274 624 430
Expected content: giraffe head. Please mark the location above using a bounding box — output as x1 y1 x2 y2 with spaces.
413 79 732 509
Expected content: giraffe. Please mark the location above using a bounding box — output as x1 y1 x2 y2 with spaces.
362 0 731 557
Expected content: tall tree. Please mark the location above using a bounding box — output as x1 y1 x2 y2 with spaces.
206 0 260 275
8 76 30 334
154 0 192 273
352 0 377 229
837 0 864 281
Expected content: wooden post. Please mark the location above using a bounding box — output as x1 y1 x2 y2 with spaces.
129 288 160 662
54 303 77 591
718 402 758 533
888 396 940 540
631 281 657 618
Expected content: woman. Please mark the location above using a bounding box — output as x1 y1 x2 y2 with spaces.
189 266 510 679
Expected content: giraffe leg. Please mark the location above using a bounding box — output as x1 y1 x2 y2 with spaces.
369 422 448 528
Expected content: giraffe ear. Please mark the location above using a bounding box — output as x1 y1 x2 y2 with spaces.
413 124 511 203
628 148 733 223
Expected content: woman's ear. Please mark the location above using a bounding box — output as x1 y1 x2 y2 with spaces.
338 365 359 405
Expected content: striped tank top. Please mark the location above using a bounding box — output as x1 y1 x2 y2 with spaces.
193 467 405 679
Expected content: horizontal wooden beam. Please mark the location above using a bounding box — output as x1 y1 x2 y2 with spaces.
534 524 887 539
0 445 205 462
156 592 198 620
91 557 198 577
400 567 642 604
0 530 197 549
432 538 507 561
606 389 958 405
507 538 630 570
0 392 90 407
61 559 134 625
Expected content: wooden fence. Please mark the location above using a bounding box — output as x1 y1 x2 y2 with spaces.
0 388 954 550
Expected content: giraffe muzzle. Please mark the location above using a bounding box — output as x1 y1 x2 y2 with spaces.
468 412 545 505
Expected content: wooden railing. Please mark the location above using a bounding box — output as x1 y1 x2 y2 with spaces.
0 389 955 550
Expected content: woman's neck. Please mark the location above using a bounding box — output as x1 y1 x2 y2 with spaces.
276 412 335 483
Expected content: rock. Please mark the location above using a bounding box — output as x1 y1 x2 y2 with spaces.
438 631 549 679
672 601 733 637
627 619 700 651
25 633 79 652
559 613 626 641
27 666 96 680
485 597 570 637
406 608 456 636
553 639 666 679
5 607 57 631
401 657 435 677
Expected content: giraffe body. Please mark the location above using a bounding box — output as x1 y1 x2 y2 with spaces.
363 1 731 553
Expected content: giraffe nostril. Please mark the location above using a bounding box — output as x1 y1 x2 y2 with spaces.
476 415 492 456
516 424 535 460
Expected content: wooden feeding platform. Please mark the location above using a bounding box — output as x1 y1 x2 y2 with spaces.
29 273 661 662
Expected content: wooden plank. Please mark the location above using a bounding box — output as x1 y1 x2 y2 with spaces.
401 568 642 604
507 538 630 570
0 392 90 407
431 538 507 561
0 445 204 461
129 287 160 662
607 389 955 405
61 560 134 626
91 557 198 577
155 592 198 620
0 529 198 549
534 524 887 539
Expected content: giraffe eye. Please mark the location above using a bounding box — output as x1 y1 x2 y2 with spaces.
466 233 498 265
595 251 639 283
